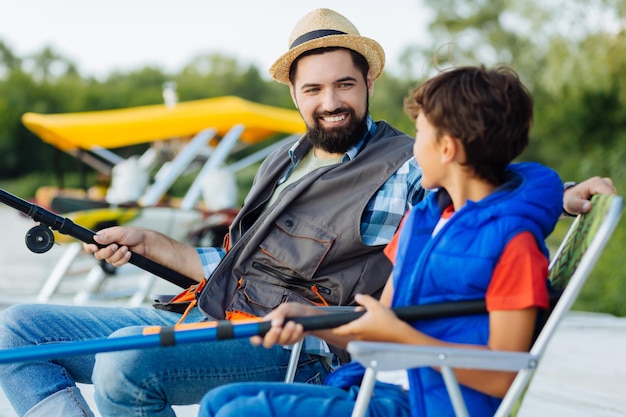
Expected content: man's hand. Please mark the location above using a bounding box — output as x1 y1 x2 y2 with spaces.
563 177 616 216
83 226 147 267
250 303 321 349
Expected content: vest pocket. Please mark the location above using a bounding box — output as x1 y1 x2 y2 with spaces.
227 277 321 318
252 262 331 295
259 210 337 280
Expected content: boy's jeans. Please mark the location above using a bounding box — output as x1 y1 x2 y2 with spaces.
0 303 331 417
199 381 411 417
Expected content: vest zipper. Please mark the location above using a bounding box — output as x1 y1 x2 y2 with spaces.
252 261 331 295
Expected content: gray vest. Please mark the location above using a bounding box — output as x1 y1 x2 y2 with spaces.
197 121 415 319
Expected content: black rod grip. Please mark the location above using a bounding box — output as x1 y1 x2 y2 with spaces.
291 299 488 331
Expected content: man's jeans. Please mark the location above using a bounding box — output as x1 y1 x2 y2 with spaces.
0 303 331 417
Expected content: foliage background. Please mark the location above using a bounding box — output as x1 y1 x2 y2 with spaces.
0 0 624 314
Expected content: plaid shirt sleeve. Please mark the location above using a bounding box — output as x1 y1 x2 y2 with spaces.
361 156 424 246
196 247 226 278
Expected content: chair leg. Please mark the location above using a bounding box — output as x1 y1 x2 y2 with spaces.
351 367 378 417
37 242 83 302
284 340 304 383
73 265 107 304
441 366 470 417
128 273 156 306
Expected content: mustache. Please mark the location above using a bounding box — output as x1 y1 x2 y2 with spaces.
315 108 351 118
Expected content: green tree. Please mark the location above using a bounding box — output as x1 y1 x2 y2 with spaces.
370 72 419 135
0 40 22 74
26 46 79 82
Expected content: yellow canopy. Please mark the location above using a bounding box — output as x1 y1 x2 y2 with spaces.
22 96 305 151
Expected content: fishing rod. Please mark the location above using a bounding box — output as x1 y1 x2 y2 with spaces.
0 299 488 364
0 188 197 288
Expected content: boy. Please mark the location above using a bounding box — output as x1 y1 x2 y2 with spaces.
198 65 564 417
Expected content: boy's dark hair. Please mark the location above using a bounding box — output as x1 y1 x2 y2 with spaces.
289 47 370 85
404 65 533 185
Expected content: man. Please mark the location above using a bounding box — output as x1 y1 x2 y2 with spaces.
0 8 615 417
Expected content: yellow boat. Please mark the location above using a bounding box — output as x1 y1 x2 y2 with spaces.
21 95 304 242
22 95 304 152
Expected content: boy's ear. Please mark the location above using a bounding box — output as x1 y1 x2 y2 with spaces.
439 134 459 163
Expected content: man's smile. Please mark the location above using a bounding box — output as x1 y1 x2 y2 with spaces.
322 114 347 123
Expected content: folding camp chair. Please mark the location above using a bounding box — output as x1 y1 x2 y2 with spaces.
346 193 623 417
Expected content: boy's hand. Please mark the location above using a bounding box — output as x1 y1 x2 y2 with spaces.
332 294 407 342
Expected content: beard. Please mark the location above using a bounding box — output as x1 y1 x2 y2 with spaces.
306 107 369 154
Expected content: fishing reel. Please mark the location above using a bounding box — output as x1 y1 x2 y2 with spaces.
25 224 56 254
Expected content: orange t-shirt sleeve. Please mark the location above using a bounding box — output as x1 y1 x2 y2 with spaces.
486 231 550 311
383 213 408 264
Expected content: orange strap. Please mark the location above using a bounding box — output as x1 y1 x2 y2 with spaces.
223 234 231 252
166 279 207 326
225 310 259 321
169 278 206 304
311 285 330 307
176 299 198 325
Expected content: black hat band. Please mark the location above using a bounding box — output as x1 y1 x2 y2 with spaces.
290 29 347 49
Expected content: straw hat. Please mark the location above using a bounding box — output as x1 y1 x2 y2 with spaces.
269 8 385 84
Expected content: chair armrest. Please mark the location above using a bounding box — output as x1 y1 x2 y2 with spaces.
347 341 539 372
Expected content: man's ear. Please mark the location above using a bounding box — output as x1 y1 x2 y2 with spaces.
289 84 298 109
367 71 374 97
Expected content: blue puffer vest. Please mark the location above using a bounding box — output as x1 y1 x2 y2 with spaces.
324 162 563 417
393 162 563 417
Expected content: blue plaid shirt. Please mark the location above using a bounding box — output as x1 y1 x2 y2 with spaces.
197 116 423 276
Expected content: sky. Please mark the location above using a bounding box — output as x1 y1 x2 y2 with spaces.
0 0 432 80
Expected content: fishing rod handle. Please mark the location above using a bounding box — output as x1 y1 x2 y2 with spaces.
0 188 197 288
289 300 488 332
61 216 196 288
292 311 363 331
39 204 196 287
